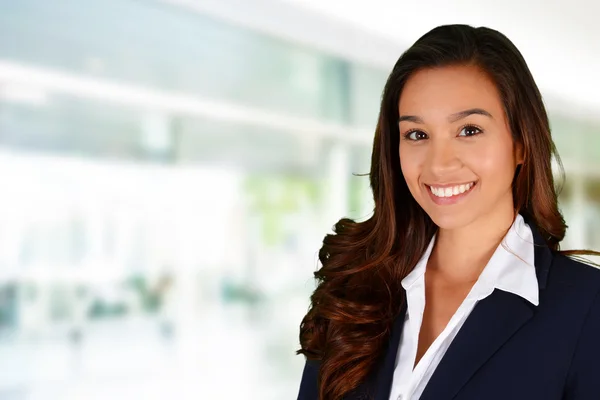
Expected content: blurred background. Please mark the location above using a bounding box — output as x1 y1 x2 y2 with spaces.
0 0 598 399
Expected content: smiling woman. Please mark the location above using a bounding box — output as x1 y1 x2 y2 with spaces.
398 65 524 229
297 24 600 400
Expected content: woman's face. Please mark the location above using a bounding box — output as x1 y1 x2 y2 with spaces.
398 64 523 230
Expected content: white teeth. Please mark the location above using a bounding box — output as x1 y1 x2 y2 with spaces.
429 182 475 198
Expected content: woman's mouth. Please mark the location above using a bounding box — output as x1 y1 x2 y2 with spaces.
425 181 478 205
428 181 476 198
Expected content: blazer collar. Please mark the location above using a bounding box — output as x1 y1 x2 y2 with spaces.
522 213 553 290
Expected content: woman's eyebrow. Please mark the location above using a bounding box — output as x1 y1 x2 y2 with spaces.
398 115 424 124
448 108 493 122
398 108 493 124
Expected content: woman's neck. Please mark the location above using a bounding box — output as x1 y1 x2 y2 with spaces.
428 208 517 284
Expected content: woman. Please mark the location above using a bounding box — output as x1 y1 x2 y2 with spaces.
297 24 600 400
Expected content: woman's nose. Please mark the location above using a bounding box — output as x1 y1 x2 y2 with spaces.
426 139 461 176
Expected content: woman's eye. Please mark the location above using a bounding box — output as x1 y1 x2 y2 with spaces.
458 126 482 137
406 130 428 141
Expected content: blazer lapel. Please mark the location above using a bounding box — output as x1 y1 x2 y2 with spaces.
418 288 535 400
418 216 553 400
365 287 535 400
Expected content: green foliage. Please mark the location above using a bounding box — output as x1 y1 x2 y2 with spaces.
243 174 321 246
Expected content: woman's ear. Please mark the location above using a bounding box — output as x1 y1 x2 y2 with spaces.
515 141 525 166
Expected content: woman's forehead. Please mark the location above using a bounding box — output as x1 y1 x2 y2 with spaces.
398 65 503 118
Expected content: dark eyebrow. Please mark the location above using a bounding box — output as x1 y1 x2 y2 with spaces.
398 108 493 125
448 108 493 122
398 115 424 124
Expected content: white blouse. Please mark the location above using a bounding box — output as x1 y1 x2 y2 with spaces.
388 214 539 400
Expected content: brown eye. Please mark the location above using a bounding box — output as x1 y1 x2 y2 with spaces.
458 125 482 137
406 130 428 141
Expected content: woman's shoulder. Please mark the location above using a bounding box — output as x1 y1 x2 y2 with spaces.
546 252 600 306
554 254 600 395
551 252 600 286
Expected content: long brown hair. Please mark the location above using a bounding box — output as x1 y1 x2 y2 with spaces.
297 24 597 400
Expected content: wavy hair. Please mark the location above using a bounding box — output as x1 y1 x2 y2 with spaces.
297 24 597 400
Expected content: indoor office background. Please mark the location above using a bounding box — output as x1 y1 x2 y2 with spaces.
0 1 599 399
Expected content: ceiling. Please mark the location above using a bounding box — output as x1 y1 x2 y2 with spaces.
167 0 599 120
280 0 600 118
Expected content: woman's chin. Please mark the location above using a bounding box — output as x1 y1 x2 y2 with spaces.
426 209 476 231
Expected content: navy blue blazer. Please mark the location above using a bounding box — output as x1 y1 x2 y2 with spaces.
297 222 600 399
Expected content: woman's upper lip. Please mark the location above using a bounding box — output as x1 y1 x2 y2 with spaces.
425 181 477 188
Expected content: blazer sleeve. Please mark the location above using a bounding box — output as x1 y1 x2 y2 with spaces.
297 358 321 400
564 288 600 399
